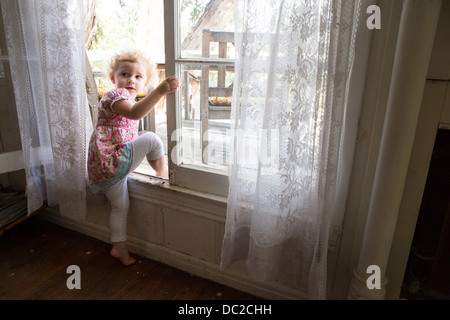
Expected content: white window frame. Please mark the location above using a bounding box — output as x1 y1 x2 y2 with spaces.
163 0 231 197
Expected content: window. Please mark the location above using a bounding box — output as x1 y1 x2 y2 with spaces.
164 0 235 196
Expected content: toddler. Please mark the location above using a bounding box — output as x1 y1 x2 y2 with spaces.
87 50 179 266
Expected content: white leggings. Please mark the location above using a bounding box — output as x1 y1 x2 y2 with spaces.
104 132 164 243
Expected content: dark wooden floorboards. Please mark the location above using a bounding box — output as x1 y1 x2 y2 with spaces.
0 216 259 300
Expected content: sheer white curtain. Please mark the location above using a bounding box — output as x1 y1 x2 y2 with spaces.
221 0 366 299
0 0 92 219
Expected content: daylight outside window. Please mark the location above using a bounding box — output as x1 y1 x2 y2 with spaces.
86 0 235 196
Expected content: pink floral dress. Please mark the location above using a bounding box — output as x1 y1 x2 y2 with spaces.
88 88 139 194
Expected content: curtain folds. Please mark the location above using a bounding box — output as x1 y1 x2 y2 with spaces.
0 0 92 219
221 0 366 299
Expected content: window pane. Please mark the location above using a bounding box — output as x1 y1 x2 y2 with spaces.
178 63 231 171
175 1 235 173
180 0 235 59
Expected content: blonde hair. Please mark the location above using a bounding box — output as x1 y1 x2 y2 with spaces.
108 50 155 82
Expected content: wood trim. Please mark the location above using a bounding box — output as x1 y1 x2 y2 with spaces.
331 0 404 300
348 0 442 300
0 150 24 174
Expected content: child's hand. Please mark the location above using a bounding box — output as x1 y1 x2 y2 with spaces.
159 76 180 95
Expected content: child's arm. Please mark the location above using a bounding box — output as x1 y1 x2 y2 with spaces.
113 76 179 120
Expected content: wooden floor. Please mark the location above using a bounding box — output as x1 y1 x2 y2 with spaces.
0 216 260 300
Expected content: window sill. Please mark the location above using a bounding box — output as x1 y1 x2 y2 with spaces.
128 169 228 223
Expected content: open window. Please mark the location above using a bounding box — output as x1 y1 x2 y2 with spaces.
86 0 167 177
164 0 235 197
86 0 234 196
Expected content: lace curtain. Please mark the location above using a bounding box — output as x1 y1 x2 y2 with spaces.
221 0 365 299
0 0 92 219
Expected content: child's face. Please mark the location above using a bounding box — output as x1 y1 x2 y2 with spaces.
110 61 149 99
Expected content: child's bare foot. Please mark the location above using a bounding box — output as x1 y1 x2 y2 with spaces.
155 170 168 179
110 242 136 266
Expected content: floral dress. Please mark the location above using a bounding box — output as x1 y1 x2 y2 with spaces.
88 88 139 194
